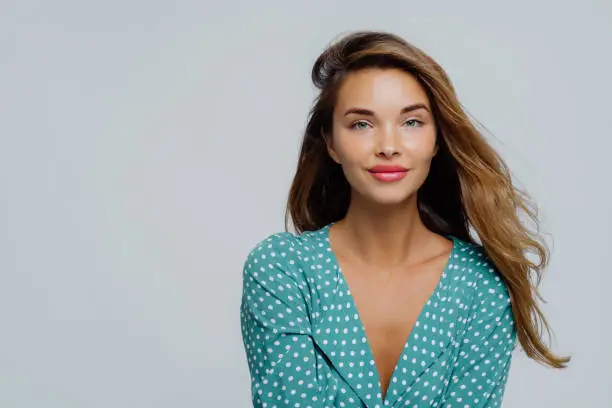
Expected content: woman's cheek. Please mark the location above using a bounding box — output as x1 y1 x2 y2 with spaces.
402 132 437 158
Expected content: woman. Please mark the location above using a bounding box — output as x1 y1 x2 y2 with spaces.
240 30 569 407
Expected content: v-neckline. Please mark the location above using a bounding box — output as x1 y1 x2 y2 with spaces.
320 222 457 406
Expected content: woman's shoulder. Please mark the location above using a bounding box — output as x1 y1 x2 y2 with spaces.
245 230 299 256
244 225 326 255
449 236 512 306
241 225 330 278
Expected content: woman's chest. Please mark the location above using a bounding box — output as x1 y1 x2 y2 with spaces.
317 351 456 407
341 260 448 393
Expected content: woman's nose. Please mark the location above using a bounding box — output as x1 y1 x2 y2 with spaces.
376 126 401 158
380 145 399 157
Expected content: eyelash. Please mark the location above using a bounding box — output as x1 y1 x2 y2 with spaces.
350 119 423 130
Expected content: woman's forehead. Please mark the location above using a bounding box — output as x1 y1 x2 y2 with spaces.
335 68 431 113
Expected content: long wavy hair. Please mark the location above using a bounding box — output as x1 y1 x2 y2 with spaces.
284 30 569 369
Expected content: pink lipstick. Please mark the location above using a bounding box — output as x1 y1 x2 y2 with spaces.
368 164 409 182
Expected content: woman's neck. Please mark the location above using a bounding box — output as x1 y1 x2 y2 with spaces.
331 195 439 269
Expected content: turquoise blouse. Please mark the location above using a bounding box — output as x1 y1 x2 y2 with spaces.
240 223 516 407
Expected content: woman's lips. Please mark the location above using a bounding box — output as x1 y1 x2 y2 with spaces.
368 170 409 182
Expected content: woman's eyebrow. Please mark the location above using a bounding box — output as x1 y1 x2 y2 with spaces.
343 103 431 117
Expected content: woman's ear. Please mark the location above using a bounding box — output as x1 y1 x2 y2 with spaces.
433 131 440 157
323 131 341 164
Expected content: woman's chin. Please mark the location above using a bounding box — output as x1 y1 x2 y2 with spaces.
366 190 415 206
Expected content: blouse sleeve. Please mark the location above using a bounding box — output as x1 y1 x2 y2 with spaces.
239 233 323 408
442 268 517 407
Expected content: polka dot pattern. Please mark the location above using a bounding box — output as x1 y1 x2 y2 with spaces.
240 223 517 407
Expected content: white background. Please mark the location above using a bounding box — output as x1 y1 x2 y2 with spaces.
2 1 610 406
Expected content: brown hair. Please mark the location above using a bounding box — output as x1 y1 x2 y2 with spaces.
284 30 569 369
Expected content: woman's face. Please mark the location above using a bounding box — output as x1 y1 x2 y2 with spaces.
327 68 438 206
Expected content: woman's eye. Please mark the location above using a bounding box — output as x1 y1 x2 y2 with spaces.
404 119 422 127
351 121 370 130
